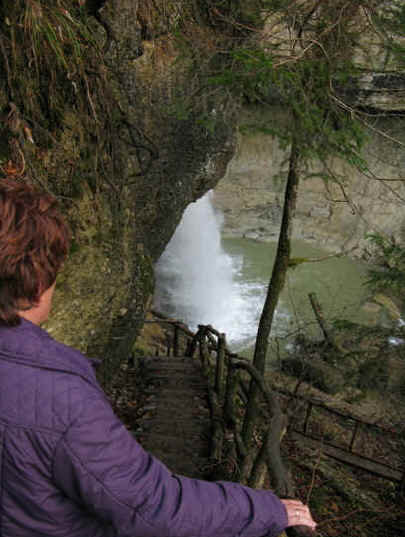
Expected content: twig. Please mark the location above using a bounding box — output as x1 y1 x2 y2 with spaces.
306 438 324 505
318 503 399 526
301 246 358 263
84 75 98 123
330 93 405 148
0 33 12 95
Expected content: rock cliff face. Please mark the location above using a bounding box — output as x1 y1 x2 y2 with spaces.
213 1 405 260
0 0 237 381
213 107 405 260
53 2 237 381
0 1 403 383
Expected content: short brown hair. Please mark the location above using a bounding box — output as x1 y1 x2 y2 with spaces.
0 178 71 326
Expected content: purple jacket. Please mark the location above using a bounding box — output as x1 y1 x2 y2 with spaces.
0 319 287 536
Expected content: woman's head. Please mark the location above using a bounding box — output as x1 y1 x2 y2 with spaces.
0 178 71 326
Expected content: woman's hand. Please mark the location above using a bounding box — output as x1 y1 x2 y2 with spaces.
280 499 317 531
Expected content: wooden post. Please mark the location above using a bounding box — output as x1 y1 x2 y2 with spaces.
249 412 290 494
185 337 196 358
173 325 179 357
233 359 292 494
186 326 203 358
199 339 203 366
303 402 312 434
349 421 360 452
199 333 210 373
215 333 226 400
208 388 224 461
224 362 239 427
240 449 257 485
308 292 340 353
397 470 405 501
248 431 269 489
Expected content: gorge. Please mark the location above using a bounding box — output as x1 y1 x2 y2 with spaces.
1 3 405 536
0 1 404 384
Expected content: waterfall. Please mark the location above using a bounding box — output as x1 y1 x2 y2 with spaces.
154 192 265 346
154 192 376 355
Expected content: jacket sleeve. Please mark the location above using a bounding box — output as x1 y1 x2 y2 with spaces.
53 393 288 537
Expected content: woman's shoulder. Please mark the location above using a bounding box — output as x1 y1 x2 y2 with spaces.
0 320 105 432
0 318 103 396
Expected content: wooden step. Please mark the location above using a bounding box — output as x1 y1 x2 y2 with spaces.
134 355 211 480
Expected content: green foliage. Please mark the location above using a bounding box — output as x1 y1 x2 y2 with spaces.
366 233 405 292
167 100 191 121
199 1 405 184
169 0 268 131
204 1 375 180
0 0 99 125
194 0 265 35
0 1 125 200
196 115 218 134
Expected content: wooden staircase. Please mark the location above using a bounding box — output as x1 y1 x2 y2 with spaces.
135 356 212 478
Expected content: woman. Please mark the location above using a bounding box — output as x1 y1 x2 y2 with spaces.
0 177 316 536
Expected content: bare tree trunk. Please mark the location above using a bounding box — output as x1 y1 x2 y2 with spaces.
242 133 301 448
308 292 342 355
248 411 291 496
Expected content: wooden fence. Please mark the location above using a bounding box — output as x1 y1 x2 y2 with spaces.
143 312 405 499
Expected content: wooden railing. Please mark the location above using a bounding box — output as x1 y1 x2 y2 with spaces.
143 312 405 500
277 387 405 485
145 314 293 494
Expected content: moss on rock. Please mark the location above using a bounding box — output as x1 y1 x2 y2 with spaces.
0 1 241 387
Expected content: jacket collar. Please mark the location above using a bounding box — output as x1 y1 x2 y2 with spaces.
0 318 101 389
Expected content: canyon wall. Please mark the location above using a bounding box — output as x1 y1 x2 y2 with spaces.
0 0 239 381
213 1 405 259
1 1 404 383
213 107 405 260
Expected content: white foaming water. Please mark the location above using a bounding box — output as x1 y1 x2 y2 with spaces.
154 192 268 346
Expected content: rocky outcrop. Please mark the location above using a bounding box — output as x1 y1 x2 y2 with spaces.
346 72 405 113
0 1 238 382
212 2 405 259
54 2 237 380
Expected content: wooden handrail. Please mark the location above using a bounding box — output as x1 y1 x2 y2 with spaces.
275 385 400 434
141 313 405 493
